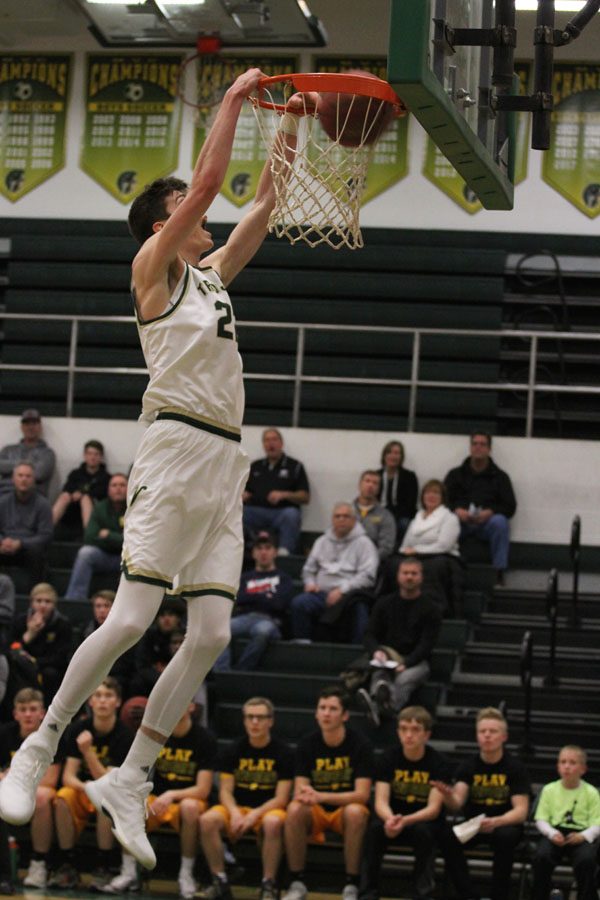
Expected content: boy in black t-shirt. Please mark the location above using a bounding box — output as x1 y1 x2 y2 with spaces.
359 705 473 900
200 696 293 900
435 706 530 900
282 687 374 900
103 702 217 898
0 688 62 891
50 678 133 890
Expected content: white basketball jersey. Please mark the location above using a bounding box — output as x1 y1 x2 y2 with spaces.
136 263 244 434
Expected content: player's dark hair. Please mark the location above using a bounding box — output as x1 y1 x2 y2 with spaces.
128 176 188 245
98 676 122 700
317 685 350 711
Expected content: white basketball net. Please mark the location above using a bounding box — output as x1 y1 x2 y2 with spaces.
252 89 386 250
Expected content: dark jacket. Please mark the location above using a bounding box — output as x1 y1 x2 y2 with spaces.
363 590 441 668
13 608 72 672
84 498 125 554
376 467 418 522
62 462 110 500
444 457 517 519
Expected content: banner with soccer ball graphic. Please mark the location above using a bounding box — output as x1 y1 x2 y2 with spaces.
80 54 183 203
0 54 72 202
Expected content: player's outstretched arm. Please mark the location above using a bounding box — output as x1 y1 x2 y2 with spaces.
205 91 318 287
134 68 265 287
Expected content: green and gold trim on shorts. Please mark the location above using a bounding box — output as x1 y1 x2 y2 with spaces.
173 581 237 601
156 406 241 443
122 557 173 590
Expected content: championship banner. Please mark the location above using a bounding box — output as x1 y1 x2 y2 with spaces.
192 56 297 207
81 54 182 203
423 62 532 214
542 62 600 218
0 54 72 202
313 56 409 204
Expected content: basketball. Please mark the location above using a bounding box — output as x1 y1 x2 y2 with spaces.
120 695 148 731
317 70 395 148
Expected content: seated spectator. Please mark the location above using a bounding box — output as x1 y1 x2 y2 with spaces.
352 471 396 561
290 503 379 644
0 688 62 890
444 432 517 584
13 582 72 704
213 531 294 672
64 473 128 600
106 703 217 897
0 462 53 589
435 706 530 900
129 597 186 697
281 686 373 900
0 574 14 656
0 409 56 497
0 819 14 895
399 479 464 615
0 688 61 890
376 440 418 540
51 678 133 890
356 558 441 728
531 744 600 900
52 440 110 534
359 705 472 900
243 429 310 555
200 696 293 900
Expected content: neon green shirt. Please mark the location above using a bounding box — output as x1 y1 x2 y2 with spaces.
535 779 600 833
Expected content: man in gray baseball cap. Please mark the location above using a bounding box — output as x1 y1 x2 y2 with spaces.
0 410 56 496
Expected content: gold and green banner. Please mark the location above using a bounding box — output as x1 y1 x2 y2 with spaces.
423 62 532 214
543 63 600 218
81 54 182 203
0 54 71 202
192 56 297 207
313 56 409 204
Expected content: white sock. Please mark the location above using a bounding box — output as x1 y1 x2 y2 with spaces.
122 853 137 877
179 857 195 877
116 730 165 787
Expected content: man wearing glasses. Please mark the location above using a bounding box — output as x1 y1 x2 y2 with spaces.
200 697 293 900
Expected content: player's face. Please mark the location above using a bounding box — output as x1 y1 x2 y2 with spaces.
31 592 56 620
92 596 113 625
89 686 120 718
243 704 273 741
557 750 586 786
108 475 128 503
316 696 348 733
252 543 277 569
476 718 507 754
13 701 45 736
84 446 103 469
359 473 380 501
397 718 430 755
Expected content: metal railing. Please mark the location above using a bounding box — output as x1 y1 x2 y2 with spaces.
569 514 581 628
519 629 535 756
2 312 600 434
544 568 559 688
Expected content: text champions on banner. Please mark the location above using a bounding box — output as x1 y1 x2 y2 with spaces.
0 54 72 202
542 62 600 218
81 54 183 204
423 63 532 214
192 56 298 208
313 56 409 205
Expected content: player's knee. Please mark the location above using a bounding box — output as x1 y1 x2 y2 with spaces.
35 786 54 808
262 814 283 837
179 798 197 821
200 810 222 834
343 803 368 827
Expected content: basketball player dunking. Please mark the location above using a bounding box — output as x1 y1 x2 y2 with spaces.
0 67 302 869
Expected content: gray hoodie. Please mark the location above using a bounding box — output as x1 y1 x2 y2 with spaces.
0 439 56 496
302 521 379 595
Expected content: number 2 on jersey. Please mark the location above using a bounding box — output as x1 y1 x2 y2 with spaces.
215 300 235 340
